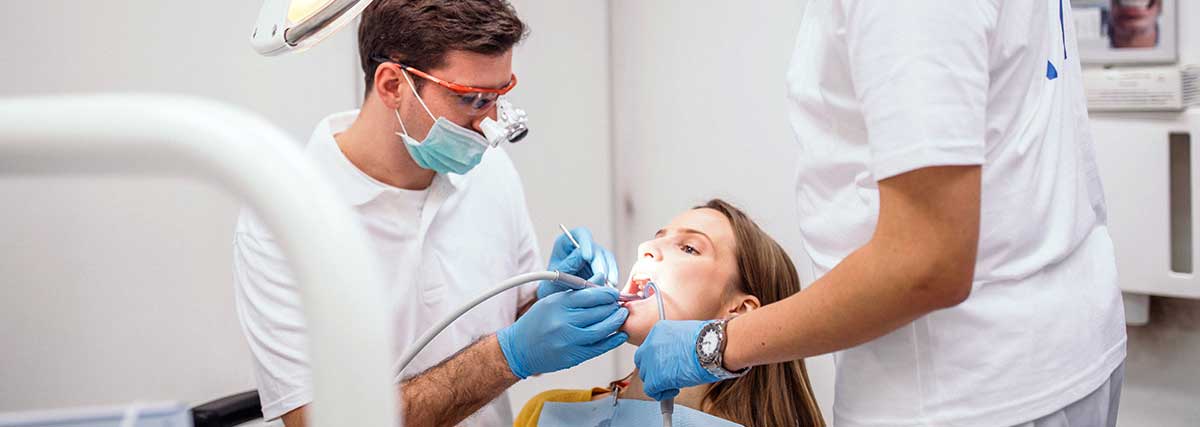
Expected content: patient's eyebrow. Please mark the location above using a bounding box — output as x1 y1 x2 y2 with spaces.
654 228 713 245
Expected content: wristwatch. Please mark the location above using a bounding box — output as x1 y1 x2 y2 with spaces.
696 319 750 380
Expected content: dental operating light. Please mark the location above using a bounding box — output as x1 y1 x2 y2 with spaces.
251 0 375 56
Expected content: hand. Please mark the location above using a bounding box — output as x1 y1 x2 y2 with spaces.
538 227 620 299
497 286 629 379
634 320 720 401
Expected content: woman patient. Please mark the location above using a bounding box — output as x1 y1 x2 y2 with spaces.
516 199 824 427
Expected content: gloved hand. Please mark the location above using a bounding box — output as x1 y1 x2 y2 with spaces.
538 227 619 299
634 320 721 401
497 286 629 379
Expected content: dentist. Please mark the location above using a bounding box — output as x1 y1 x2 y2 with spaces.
636 1 1127 425
233 1 625 426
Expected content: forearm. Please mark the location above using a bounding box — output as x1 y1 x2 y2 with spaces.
281 406 308 427
399 334 520 427
724 166 980 370
724 241 960 369
279 336 517 427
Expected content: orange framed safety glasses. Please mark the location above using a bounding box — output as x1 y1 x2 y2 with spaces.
373 56 517 111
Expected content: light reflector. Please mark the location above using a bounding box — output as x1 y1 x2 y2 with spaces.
251 0 374 56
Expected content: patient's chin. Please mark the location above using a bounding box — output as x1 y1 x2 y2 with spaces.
620 310 656 346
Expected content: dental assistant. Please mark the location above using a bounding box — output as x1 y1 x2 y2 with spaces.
636 1 1127 425
232 2 626 427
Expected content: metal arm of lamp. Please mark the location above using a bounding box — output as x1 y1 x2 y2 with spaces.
251 0 376 56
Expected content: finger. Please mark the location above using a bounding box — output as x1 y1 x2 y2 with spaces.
578 307 629 342
550 232 576 259
584 331 629 355
571 227 596 262
587 252 609 286
649 388 680 402
604 248 619 287
636 367 683 401
570 302 621 326
562 286 619 308
536 279 571 300
553 249 587 278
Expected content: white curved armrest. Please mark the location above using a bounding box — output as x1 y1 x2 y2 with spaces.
0 94 400 427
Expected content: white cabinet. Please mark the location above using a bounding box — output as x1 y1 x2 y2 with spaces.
1092 110 1200 299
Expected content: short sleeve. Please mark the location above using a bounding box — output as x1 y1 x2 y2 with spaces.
839 0 996 180
232 209 312 420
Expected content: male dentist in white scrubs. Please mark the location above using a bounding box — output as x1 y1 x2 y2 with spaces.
636 1 1127 425
233 1 626 426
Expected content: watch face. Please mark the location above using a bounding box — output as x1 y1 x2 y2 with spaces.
697 323 723 365
700 330 720 357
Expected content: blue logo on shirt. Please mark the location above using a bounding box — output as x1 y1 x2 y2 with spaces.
1048 0 1066 80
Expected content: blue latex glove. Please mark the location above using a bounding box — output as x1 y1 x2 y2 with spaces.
634 320 721 401
497 286 629 379
538 227 620 299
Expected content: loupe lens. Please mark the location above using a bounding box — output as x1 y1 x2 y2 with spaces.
508 127 528 143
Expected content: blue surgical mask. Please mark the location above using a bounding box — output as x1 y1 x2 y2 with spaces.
395 70 490 175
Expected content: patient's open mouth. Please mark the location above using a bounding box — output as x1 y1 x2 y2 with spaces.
627 275 646 294
627 273 656 299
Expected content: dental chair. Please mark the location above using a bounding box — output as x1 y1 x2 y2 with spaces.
0 95 399 427
191 391 264 427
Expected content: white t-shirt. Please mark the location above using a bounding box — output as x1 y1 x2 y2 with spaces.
787 1 1126 425
233 110 541 425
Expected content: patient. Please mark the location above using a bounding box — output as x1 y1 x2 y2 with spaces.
516 199 825 427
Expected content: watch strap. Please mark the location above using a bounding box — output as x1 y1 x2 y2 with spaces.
698 319 749 380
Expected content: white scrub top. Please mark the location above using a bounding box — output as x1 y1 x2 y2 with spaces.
788 1 1126 425
233 110 540 425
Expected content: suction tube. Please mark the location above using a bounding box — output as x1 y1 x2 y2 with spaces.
645 281 674 427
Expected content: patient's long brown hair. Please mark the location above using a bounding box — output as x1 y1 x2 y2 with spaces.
697 199 825 427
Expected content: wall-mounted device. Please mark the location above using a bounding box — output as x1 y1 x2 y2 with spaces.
1084 66 1199 112
1091 111 1200 300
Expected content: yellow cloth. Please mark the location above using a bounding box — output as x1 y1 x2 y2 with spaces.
514 388 611 427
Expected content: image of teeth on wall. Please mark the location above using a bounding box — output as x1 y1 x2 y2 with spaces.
1073 0 1165 48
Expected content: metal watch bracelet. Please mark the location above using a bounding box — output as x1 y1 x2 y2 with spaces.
697 319 750 380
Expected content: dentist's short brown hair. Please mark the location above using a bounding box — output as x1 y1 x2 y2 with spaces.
357 0 527 94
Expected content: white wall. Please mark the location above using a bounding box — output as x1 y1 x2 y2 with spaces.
0 0 360 411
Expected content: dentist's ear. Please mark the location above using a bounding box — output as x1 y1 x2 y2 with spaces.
374 62 407 110
726 295 761 318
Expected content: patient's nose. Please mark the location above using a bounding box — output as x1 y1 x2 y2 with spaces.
639 241 663 261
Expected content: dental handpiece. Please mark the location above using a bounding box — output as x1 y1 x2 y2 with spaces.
553 271 642 302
